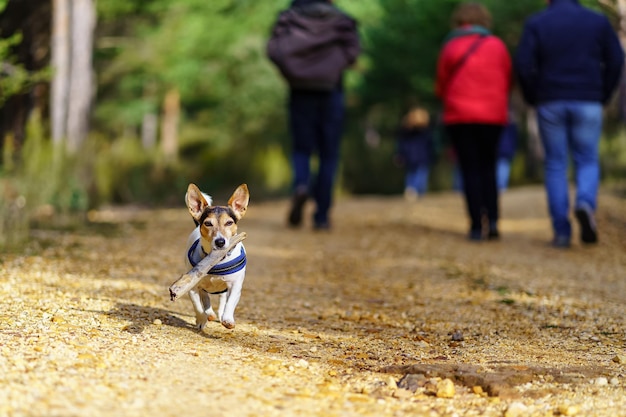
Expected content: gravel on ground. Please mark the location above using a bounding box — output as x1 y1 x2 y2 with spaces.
1 186 625 417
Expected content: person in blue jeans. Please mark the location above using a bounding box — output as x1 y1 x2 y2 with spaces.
267 0 360 230
515 0 624 247
288 89 345 228
395 107 434 200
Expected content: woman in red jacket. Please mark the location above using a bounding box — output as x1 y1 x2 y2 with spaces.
436 2 512 241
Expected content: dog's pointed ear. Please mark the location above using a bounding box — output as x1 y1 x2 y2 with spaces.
228 184 249 220
186 183 209 222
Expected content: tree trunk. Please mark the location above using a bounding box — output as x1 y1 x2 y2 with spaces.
617 0 626 40
141 82 158 149
50 0 70 145
66 0 95 152
141 113 158 149
160 88 180 163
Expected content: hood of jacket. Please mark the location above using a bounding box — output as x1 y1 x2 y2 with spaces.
549 0 580 5
291 1 344 20
291 0 328 7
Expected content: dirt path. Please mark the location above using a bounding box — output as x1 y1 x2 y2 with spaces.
1 186 625 417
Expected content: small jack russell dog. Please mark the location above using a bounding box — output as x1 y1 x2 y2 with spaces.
184 183 249 330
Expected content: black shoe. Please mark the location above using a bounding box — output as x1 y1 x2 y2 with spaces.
487 229 500 240
575 204 598 244
313 219 331 231
468 229 482 241
287 191 308 227
487 221 499 240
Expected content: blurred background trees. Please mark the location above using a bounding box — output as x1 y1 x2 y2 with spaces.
1 0 625 246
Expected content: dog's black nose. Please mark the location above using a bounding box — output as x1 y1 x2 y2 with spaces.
215 237 226 248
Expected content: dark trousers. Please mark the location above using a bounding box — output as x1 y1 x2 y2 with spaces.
288 89 344 224
447 124 502 232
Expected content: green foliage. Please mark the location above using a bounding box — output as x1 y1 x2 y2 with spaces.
21 125 89 217
486 0 545 47
92 134 189 205
0 1 51 107
93 0 292 200
342 125 404 195
0 174 29 248
601 130 626 182
0 32 49 107
358 0 455 113
0 112 90 249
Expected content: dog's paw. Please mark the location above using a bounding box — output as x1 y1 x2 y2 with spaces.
195 313 209 331
205 309 218 322
221 319 235 329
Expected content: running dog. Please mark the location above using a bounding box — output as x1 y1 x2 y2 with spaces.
184 183 249 330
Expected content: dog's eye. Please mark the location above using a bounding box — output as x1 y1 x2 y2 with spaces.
203 220 213 227
225 220 234 226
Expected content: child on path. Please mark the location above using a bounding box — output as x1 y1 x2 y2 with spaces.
395 107 434 200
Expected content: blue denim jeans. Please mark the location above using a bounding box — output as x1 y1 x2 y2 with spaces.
288 89 344 225
405 165 430 195
536 101 603 240
497 158 511 191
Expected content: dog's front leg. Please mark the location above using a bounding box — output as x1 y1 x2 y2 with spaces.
200 290 218 322
220 278 243 329
188 288 208 331
217 292 227 323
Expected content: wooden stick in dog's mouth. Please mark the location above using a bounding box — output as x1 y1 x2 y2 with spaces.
169 232 247 301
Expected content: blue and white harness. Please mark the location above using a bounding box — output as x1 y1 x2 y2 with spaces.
187 239 247 294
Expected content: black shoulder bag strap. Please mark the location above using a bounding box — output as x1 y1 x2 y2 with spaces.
447 34 488 82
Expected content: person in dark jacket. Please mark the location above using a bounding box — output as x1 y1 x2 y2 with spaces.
267 0 360 230
515 0 624 248
395 107 434 200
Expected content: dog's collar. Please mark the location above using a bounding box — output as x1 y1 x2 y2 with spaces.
187 239 246 276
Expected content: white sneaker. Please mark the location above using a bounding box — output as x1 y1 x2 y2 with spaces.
404 187 419 202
